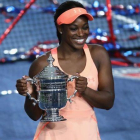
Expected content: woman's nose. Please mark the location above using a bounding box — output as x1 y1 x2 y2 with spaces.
77 29 84 37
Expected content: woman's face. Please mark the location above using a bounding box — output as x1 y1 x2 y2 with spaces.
60 15 89 49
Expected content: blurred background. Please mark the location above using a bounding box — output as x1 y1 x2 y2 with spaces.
0 0 140 140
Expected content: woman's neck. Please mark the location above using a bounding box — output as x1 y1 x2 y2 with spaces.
58 43 85 59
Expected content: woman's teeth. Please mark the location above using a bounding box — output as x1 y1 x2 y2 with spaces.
75 39 84 43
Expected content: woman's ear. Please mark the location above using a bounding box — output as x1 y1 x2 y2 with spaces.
57 25 62 34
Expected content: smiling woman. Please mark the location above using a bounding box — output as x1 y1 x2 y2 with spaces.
16 1 115 140
58 16 89 49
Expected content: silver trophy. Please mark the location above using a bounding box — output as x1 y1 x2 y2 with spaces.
26 54 78 122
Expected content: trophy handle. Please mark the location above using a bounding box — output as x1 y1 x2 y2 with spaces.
67 76 78 103
26 78 39 106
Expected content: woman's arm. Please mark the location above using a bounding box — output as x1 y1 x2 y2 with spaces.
76 45 115 110
24 53 50 120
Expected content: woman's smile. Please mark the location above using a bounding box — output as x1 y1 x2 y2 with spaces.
73 38 85 44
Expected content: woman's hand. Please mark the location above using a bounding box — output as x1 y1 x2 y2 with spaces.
75 75 88 96
16 75 34 96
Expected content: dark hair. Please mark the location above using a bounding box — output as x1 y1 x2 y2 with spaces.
54 1 85 44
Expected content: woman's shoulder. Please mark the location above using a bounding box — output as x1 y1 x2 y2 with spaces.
87 44 107 54
87 43 110 59
86 44 110 70
28 51 51 77
32 51 51 66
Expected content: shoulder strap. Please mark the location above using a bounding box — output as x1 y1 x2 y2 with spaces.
51 47 57 54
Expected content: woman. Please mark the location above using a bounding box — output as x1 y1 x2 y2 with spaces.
16 1 115 140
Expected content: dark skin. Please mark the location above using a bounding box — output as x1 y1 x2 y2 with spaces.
16 15 115 121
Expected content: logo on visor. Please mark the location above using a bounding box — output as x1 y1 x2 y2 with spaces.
73 8 82 13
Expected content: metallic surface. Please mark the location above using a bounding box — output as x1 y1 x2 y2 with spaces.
26 54 78 122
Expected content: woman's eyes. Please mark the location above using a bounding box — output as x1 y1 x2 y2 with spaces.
70 26 89 31
83 26 89 30
70 28 77 31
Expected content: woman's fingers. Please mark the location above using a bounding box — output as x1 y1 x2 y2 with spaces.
75 76 88 95
16 75 33 96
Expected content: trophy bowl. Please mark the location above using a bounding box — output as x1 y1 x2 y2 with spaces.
26 54 77 122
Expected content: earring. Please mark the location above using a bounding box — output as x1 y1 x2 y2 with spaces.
60 32 62 34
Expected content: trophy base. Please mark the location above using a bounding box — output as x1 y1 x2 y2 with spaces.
41 115 66 122
40 108 66 122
